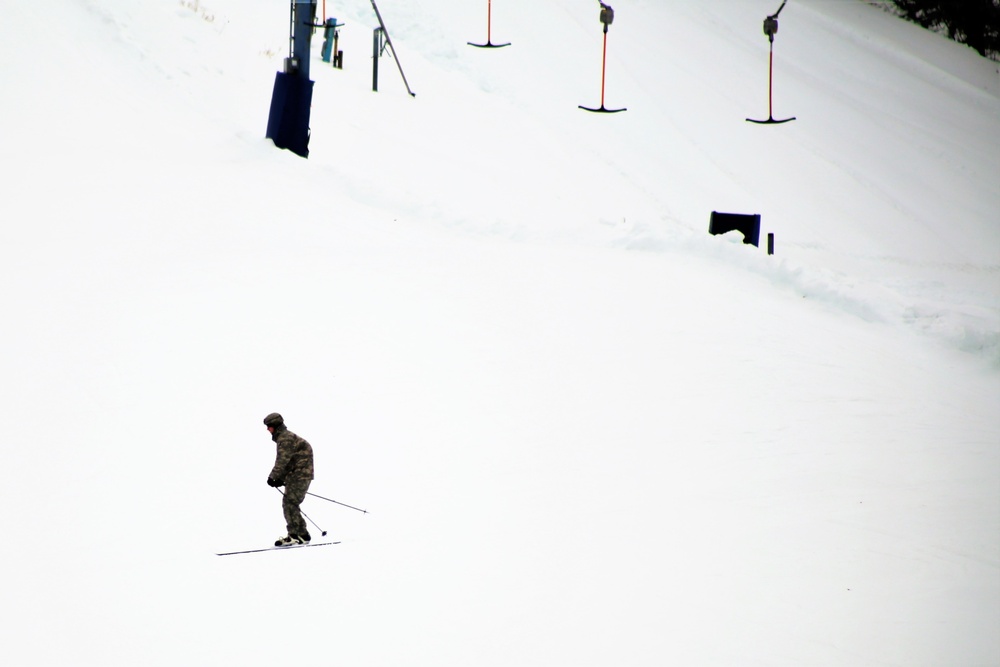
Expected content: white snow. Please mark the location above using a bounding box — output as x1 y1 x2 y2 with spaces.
1 0 998 665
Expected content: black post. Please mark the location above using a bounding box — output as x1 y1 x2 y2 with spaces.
767 232 775 255
370 0 416 96
372 28 381 91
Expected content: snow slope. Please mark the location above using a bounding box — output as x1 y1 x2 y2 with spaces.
1 0 998 665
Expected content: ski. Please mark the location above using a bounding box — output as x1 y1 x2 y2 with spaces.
216 541 340 556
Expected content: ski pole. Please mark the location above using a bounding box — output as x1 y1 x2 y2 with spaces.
307 491 368 514
276 488 329 537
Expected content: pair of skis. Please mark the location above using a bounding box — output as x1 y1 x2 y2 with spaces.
216 541 340 557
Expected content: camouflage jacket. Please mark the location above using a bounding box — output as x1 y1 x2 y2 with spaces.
269 427 315 483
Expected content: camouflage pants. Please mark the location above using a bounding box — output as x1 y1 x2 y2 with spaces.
281 477 312 538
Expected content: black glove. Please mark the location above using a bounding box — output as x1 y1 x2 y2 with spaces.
267 476 281 487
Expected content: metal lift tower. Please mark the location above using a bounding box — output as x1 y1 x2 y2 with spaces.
266 0 317 158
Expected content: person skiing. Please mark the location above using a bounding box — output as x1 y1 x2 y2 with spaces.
263 412 315 546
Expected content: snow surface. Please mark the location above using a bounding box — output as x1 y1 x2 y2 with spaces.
1 0 998 665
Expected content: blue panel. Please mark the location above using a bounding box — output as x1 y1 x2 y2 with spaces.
265 71 314 158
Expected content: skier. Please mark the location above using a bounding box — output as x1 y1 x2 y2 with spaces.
263 412 315 546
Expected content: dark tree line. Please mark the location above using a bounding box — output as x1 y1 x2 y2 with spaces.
889 0 1000 60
